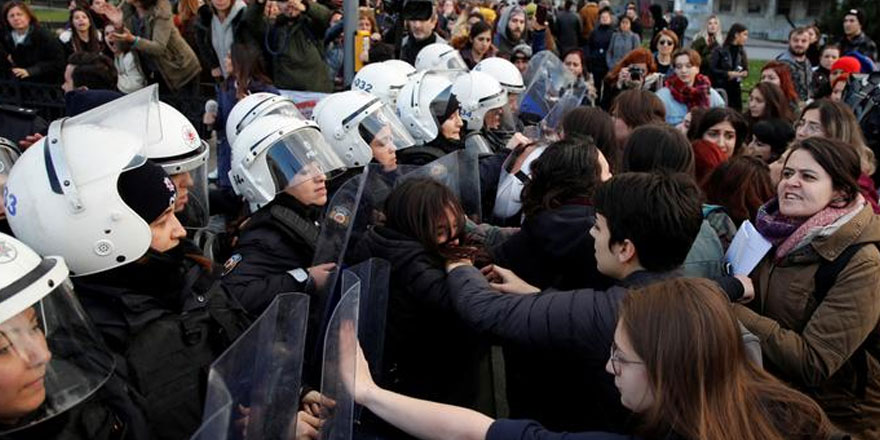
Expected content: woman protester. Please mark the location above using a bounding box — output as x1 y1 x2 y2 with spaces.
746 118 795 163
195 0 249 81
655 48 725 126
709 23 749 111
760 61 801 111
601 48 663 110
690 107 749 183
59 7 106 59
489 138 613 291
605 15 640 71
0 1 65 83
690 14 723 75
703 155 775 226
734 136 880 438
351 178 497 415
458 20 496 70
609 89 666 145
342 277 837 440
651 29 678 75
92 0 201 95
746 82 795 127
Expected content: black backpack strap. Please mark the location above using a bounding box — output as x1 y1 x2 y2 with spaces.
812 242 879 398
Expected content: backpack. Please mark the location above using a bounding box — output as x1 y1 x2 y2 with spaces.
812 241 880 398
124 262 252 440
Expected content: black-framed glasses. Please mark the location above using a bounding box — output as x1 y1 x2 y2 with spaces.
610 342 644 375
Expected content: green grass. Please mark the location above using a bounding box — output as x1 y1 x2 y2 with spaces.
33 7 70 24
741 59 766 105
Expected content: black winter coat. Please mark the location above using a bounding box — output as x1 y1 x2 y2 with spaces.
0 25 65 83
222 193 319 315
490 203 614 291
356 226 495 413
585 25 613 74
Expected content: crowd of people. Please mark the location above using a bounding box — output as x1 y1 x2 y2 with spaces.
0 0 879 439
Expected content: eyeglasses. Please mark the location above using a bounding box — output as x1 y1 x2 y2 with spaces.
609 342 643 376
658 39 674 46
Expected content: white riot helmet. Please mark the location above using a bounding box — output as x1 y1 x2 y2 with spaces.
312 90 415 167
0 233 115 436
383 59 417 79
147 102 210 229
229 114 346 212
225 92 305 147
351 62 408 108
397 71 458 144
0 137 20 218
415 43 469 72
5 86 164 276
452 71 508 131
474 57 526 95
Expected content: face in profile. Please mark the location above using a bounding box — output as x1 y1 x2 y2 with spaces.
605 322 654 413
149 206 187 252
434 205 461 246
285 162 328 207
0 307 51 425
440 109 463 141
369 125 397 171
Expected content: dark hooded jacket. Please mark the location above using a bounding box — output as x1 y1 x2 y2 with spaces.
494 5 528 58
0 24 65 83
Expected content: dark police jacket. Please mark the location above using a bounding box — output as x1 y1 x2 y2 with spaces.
222 192 319 315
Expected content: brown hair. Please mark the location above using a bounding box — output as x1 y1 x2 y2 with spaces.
358 7 379 34
651 29 679 52
176 0 200 23
622 124 695 177
672 48 702 69
620 278 835 440
747 82 795 124
606 48 657 84
610 89 665 129
562 107 617 169
800 98 875 176
703 156 775 225
785 136 863 205
3 1 38 28
761 61 800 106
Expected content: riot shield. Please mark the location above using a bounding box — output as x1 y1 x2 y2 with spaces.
397 149 483 223
191 293 310 440
318 273 361 440
518 51 577 126
539 85 586 142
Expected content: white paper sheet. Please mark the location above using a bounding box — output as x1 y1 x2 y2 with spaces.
725 220 773 275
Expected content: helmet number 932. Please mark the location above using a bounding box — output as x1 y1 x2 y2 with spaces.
353 78 373 93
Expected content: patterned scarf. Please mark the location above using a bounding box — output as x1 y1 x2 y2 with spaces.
665 73 711 110
755 195 865 260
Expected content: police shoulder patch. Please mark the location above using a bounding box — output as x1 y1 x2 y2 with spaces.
222 253 243 276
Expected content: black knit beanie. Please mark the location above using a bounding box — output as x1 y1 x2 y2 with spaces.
117 159 177 224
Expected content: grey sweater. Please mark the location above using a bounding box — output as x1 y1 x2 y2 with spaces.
605 30 640 69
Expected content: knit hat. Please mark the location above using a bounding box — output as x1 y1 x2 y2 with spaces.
844 8 865 26
831 56 861 74
117 159 177 224
511 43 533 60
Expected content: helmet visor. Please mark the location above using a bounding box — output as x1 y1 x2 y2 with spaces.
443 50 470 71
265 128 346 191
0 272 114 435
166 143 210 230
357 104 416 153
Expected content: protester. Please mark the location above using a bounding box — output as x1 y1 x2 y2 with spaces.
775 27 814 103
458 20 496 69
813 44 840 99
553 0 582 55
601 48 662 110
605 15 640 70
494 4 527 58
746 82 795 126
760 61 800 110
584 6 613 93
0 1 66 84
59 7 106 59
838 8 877 62
690 14 722 76
709 23 748 111
655 49 725 126
651 29 678 75
693 107 748 160
648 3 667 40
609 89 666 145
735 136 880 438
562 106 618 170
746 118 795 163
703 155 775 226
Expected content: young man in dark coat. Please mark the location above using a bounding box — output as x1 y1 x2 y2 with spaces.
445 172 750 433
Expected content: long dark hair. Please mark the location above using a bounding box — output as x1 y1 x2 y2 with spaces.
229 42 272 98
694 107 749 155
622 124 695 177
747 82 795 123
562 107 617 170
722 22 747 47
384 178 466 254
67 7 102 53
521 138 603 217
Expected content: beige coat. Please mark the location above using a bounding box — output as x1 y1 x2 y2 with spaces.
734 205 880 439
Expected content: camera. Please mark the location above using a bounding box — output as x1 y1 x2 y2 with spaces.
629 66 644 81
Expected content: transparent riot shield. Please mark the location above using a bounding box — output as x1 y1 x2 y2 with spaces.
191 293 310 440
345 259 390 412
539 85 586 142
318 273 361 440
397 149 483 223
518 51 576 126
